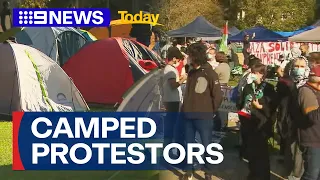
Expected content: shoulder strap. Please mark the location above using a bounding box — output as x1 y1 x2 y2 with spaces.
300 84 320 104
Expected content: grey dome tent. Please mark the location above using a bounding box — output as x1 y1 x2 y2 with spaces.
167 16 222 37
13 27 88 66
0 43 89 116
116 69 228 143
117 69 163 112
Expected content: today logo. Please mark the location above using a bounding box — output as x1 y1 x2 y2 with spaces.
117 11 162 26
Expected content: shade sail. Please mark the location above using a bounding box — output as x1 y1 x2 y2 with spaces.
276 26 315 37
289 26 320 42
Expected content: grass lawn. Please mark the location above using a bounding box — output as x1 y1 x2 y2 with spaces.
0 105 159 180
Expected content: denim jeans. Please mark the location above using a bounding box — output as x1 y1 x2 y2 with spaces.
163 102 181 147
301 146 320 180
284 139 304 178
184 118 214 175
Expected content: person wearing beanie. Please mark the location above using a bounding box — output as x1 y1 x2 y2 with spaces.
277 48 302 77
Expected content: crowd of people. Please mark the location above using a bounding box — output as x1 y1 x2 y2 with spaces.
1 1 319 179
158 35 320 180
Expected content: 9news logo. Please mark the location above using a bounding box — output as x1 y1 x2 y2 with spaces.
13 8 111 27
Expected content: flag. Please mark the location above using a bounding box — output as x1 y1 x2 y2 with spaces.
219 21 228 54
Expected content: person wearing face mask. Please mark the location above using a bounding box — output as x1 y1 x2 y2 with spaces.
207 48 219 69
237 63 276 180
293 64 320 180
276 57 310 180
277 48 302 78
308 52 320 68
162 47 187 154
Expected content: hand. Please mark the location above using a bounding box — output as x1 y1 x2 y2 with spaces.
180 74 187 81
252 99 263 109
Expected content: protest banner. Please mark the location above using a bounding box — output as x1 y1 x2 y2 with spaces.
248 42 320 65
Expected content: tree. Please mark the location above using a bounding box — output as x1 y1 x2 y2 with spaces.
233 0 316 31
152 0 225 31
18 0 50 8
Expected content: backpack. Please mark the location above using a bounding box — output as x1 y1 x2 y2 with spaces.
233 72 250 109
295 84 320 129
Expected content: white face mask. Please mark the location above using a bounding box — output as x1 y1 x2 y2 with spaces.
173 61 180 67
207 54 214 60
247 73 258 84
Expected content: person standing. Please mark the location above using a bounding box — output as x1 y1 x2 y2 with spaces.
300 44 310 58
243 34 251 66
238 63 276 180
162 47 187 149
129 4 152 46
296 64 320 180
309 52 320 67
277 57 310 180
207 48 219 69
0 1 11 32
214 52 231 85
182 43 223 180
277 47 302 77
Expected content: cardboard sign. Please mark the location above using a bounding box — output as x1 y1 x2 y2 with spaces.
218 86 237 112
218 86 240 129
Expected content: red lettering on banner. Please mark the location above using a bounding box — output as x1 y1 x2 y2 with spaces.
269 42 275 52
248 42 319 65
275 43 280 51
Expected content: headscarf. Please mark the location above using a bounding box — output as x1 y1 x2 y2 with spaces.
290 47 302 59
288 56 310 88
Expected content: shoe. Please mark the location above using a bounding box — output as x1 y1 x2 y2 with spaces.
204 174 212 180
183 173 193 180
242 158 249 163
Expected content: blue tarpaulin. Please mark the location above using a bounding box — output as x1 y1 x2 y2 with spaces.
229 26 287 42
167 16 222 37
275 26 315 37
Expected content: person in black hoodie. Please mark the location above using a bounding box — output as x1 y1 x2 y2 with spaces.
238 63 276 180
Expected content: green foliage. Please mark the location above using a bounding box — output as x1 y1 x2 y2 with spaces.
152 0 225 31
18 0 50 8
47 0 74 8
234 0 317 31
